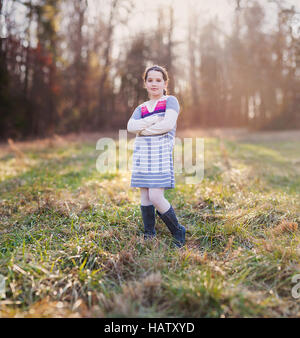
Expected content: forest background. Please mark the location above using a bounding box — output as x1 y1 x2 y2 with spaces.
1 0 300 141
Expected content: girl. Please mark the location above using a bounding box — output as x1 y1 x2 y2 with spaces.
127 65 186 248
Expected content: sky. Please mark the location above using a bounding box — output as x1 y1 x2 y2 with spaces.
106 0 300 54
102 0 236 62
110 0 299 34
1 0 299 45
112 0 234 42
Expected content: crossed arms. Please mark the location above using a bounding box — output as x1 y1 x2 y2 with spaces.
127 109 178 136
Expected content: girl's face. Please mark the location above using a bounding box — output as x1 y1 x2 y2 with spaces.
144 70 167 99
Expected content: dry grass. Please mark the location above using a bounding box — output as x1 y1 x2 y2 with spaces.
0 129 299 317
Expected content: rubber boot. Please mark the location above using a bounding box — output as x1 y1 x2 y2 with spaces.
156 205 186 248
140 205 156 239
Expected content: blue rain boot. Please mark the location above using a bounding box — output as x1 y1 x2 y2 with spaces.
156 205 186 248
140 205 156 240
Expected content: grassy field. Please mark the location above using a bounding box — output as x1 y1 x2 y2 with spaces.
0 129 299 317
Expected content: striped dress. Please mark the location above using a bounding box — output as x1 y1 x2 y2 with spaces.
130 95 180 190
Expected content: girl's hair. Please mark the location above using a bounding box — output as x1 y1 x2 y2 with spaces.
143 65 169 95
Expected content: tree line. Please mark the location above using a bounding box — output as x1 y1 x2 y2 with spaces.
0 0 299 141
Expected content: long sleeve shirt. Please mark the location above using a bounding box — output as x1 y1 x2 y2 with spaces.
127 95 180 137
138 109 178 136
127 113 160 134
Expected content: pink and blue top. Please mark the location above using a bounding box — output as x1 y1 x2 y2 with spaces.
131 95 180 138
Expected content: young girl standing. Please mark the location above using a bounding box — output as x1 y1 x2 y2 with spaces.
127 65 186 248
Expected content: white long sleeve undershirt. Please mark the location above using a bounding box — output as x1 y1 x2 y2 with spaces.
138 109 178 136
127 114 160 134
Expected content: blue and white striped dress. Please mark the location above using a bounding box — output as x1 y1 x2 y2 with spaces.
130 95 180 190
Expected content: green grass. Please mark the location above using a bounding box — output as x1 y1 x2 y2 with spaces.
0 134 299 317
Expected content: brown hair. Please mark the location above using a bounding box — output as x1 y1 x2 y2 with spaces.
143 65 169 95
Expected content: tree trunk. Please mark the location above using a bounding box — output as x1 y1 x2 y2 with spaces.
97 0 119 129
